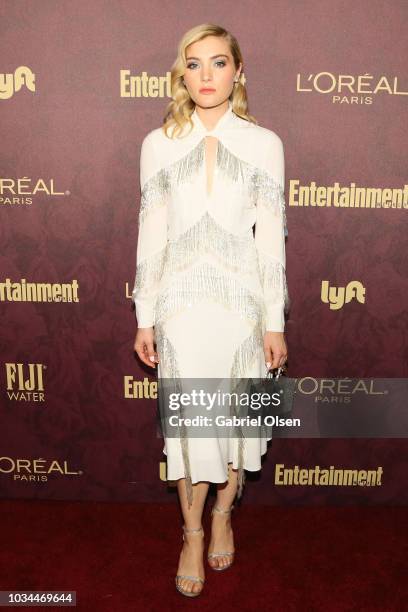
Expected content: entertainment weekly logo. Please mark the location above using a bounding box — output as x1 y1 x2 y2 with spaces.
274 463 383 487
0 278 79 304
288 181 408 210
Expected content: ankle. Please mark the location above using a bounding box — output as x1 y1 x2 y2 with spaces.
183 533 204 542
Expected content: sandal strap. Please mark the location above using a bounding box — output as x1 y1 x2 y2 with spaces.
182 525 203 534
175 575 204 584
212 504 234 515
208 507 234 562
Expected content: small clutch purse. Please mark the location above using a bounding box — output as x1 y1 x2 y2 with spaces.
249 365 296 418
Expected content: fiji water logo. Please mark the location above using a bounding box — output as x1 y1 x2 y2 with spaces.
5 363 46 401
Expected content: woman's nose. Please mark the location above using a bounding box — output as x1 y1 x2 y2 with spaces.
201 68 212 81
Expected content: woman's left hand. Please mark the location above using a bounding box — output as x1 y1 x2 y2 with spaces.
263 331 288 370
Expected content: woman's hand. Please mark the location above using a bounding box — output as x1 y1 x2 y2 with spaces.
263 331 288 370
134 327 160 369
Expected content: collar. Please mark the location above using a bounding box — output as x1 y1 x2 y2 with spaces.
190 99 236 137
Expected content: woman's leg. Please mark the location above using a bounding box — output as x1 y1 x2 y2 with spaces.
176 478 209 594
208 462 237 569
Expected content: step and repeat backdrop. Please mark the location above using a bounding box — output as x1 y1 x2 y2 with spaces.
1 1 407 505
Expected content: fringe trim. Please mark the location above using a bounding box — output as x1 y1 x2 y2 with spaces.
132 247 167 301
216 140 288 238
164 211 258 277
173 138 205 185
139 168 170 224
257 253 291 314
155 322 193 508
256 179 288 238
139 139 205 224
154 262 263 327
230 319 264 502
216 140 247 183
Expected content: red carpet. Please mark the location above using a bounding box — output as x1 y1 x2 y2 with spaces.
0 499 406 611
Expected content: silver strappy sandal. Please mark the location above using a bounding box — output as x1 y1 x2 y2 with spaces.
207 505 235 571
175 525 205 598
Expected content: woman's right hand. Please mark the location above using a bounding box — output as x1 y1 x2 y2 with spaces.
134 327 160 369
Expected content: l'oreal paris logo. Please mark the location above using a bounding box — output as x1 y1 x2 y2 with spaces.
296 72 408 104
296 378 387 396
0 177 69 206
321 280 365 309
0 457 82 481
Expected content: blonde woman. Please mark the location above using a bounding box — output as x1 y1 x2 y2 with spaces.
133 23 289 597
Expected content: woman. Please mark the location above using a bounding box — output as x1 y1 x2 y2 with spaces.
132 23 289 597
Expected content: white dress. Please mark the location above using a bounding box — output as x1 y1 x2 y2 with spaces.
132 100 289 508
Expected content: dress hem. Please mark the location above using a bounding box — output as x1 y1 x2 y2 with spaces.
162 437 272 486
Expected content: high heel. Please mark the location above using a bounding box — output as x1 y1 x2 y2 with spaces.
207 505 235 571
175 525 205 598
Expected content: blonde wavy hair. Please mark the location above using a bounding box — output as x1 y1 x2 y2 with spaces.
163 24 257 139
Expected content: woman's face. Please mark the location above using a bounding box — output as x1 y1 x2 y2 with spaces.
183 35 242 108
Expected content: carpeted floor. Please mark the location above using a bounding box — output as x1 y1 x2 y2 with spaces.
0 499 406 611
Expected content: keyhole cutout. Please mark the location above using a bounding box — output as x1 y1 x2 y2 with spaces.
204 136 218 196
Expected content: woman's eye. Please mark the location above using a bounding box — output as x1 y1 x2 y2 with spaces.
186 60 226 70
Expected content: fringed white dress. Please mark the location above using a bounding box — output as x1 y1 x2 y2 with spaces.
132 100 289 508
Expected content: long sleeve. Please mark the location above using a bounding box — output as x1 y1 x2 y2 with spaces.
254 134 289 332
131 133 168 328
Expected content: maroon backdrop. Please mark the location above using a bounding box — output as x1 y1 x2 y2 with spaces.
1 0 407 505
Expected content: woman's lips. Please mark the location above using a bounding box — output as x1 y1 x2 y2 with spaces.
199 88 216 93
